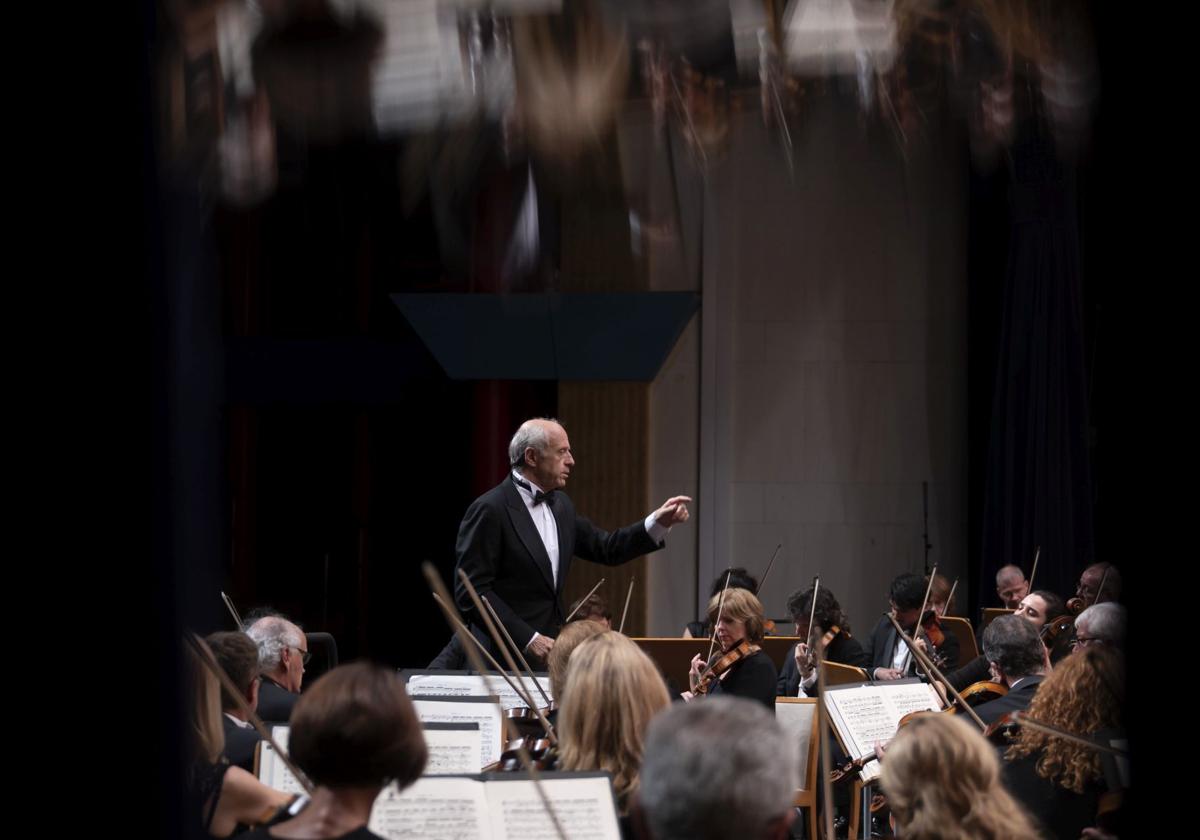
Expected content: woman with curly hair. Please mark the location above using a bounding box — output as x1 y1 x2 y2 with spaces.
1002 646 1125 838
556 631 670 819
880 713 1039 840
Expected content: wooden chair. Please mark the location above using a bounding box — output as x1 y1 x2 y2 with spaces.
939 616 978 662
822 660 870 687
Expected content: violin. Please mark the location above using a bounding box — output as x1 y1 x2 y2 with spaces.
800 624 843 673
1041 614 1076 664
694 639 760 695
918 609 948 669
956 680 1007 708
488 736 557 772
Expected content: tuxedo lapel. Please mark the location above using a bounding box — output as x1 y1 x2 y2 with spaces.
503 481 556 594
553 499 572 597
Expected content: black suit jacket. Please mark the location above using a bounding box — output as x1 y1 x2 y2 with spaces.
454 478 662 649
863 614 960 678
221 714 262 774
776 632 869 696
974 675 1044 726
256 679 298 724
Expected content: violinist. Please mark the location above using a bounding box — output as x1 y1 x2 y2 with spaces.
205 631 265 774
1073 603 1125 650
928 572 956 617
996 563 1031 609
1000 647 1125 840
686 588 777 709
1074 562 1122 608
237 663 428 840
866 573 960 681
636 697 799 840
974 615 1049 726
557 632 670 820
547 618 609 724
1015 590 1065 629
777 585 867 697
880 714 1039 840
183 639 294 839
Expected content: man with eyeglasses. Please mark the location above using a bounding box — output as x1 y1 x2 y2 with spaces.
1073 602 1125 650
246 614 310 723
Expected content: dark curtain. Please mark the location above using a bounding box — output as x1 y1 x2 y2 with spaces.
979 90 1095 607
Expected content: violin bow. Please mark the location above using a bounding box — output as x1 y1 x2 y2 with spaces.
220 591 243 629
185 632 314 795
805 575 821 661
457 570 556 743
1027 547 1041 593
618 577 635 635
887 613 986 731
563 578 606 624
481 594 554 710
705 570 734 664
1010 712 1130 758
945 578 959 617
912 564 938 646
421 564 567 840
755 543 783 597
1093 565 1112 607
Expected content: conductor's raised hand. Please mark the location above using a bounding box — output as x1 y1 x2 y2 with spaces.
653 496 693 527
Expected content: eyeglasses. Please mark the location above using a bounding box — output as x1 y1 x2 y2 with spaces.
1071 635 1101 648
290 646 312 665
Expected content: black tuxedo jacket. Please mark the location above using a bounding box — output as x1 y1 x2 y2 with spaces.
863 614 960 678
454 478 662 649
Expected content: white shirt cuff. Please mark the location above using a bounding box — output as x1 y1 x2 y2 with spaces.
645 514 669 543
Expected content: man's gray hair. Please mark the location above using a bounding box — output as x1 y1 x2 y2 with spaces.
981 614 1045 678
995 564 1025 585
638 697 798 840
508 418 562 468
245 615 304 671
1076 602 1126 647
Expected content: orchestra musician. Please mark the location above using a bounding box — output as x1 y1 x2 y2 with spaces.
973 615 1050 725
880 714 1040 840
1000 647 1125 840
557 632 670 820
682 567 758 639
236 663 428 840
685 587 777 709
866 573 960 681
996 564 1031 609
776 584 867 697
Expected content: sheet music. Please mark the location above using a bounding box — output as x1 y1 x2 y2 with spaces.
823 681 942 760
370 777 493 840
412 698 503 767
424 725 484 774
405 673 553 713
486 776 622 840
257 726 306 795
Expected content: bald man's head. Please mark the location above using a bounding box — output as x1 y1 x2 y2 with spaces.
508 417 574 491
995 564 1029 608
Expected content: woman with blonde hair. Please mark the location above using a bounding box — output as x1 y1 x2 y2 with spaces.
880 713 1039 840
1002 646 1124 839
557 631 670 817
686 587 777 709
